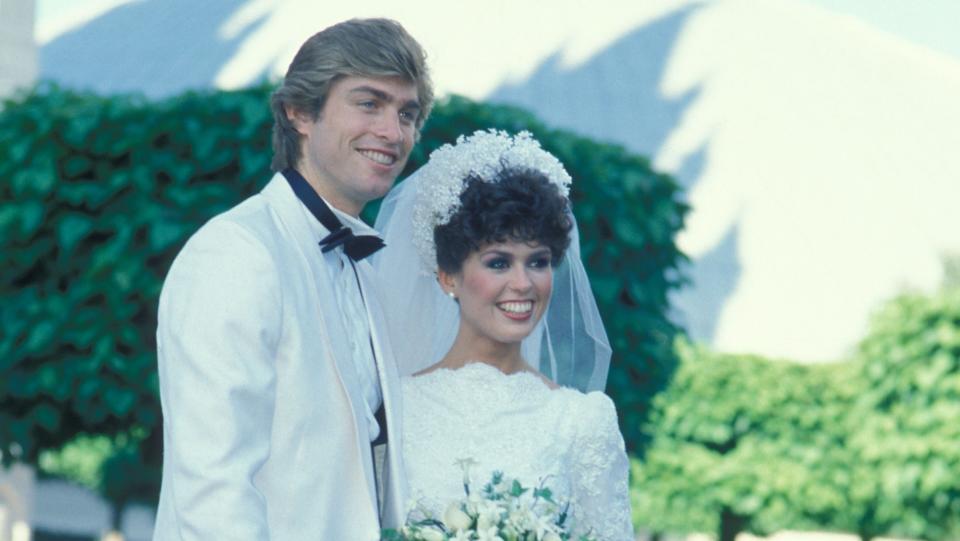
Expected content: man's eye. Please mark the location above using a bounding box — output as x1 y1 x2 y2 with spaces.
358 101 377 109
399 110 418 123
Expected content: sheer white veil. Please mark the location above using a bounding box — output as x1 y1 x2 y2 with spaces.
373 134 611 392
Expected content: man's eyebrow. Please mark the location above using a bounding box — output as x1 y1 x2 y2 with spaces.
348 86 391 100
348 85 420 112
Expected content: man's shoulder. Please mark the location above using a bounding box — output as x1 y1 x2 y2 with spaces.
192 188 283 245
163 175 305 283
168 192 286 271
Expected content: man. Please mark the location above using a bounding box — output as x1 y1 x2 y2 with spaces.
153 18 433 540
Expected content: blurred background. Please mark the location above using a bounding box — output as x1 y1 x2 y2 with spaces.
1 0 959 540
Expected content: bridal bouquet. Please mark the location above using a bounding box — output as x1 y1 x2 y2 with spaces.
382 459 596 541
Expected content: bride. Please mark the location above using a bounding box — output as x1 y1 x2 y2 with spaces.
375 130 633 540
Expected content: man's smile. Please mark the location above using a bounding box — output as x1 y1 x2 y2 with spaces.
358 148 397 166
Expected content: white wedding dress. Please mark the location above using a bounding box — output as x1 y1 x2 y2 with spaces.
401 362 634 541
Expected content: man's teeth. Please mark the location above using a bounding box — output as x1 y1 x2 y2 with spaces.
499 301 532 314
359 150 395 165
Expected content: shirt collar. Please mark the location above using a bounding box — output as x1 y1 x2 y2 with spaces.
296 191 381 240
326 197 380 238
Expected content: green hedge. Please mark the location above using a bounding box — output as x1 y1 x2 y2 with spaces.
0 84 686 473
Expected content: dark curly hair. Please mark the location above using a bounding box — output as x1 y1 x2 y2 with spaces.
434 167 573 274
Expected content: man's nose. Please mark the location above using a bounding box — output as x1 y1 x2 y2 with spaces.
374 110 404 144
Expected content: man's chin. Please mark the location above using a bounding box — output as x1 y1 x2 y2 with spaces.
352 189 391 209
367 178 401 200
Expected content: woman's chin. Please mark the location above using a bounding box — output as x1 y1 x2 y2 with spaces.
491 325 537 345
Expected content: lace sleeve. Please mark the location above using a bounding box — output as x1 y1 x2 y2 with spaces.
569 392 634 541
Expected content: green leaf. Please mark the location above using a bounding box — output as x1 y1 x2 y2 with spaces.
105 387 137 417
613 218 646 248
62 155 93 178
148 220 188 251
18 200 45 237
25 320 57 355
57 212 94 253
32 403 61 432
0 203 19 232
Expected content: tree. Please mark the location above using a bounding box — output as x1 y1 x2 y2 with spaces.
848 284 960 540
633 340 859 541
634 280 960 541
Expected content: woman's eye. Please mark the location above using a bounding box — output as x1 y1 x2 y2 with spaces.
358 101 376 109
529 257 551 269
486 258 509 270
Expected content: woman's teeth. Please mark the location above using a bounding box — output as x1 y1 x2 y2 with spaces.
499 301 532 314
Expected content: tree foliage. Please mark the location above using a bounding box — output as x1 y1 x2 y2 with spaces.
0 84 686 498
632 340 855 540
635 278 960 541
848 285 960 540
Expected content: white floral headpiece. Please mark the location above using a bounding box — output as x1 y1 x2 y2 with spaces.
411 129 572 274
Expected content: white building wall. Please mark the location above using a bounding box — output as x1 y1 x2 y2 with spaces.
0 0 38 100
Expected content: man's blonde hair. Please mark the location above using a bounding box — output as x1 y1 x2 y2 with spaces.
270 18 434 172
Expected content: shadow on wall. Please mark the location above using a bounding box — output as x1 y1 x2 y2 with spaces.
490 4 700 160
664 142 742 344
673 220 742 343
40 0 268 98
489 4 741 343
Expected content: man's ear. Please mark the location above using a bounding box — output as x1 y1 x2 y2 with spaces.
285 105 312 136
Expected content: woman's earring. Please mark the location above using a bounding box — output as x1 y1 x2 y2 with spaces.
447 291 456 300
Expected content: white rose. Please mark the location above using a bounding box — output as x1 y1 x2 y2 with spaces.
477 511 492 531
542 532 562 541
466 493 483 514
419 527 446 541
507 508 532 530
443 503 473 531
476 501 503 530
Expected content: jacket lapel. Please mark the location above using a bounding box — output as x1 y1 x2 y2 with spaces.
259 175 378 500
354 259 407 527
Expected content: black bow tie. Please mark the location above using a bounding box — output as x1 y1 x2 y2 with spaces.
281 168 386 262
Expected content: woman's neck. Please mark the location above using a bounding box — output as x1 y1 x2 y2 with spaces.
438 328 527 375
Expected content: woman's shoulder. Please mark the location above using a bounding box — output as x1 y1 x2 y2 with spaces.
555 389 621 438
550 384 616 408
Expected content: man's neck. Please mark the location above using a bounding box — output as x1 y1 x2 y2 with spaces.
295 164 363 218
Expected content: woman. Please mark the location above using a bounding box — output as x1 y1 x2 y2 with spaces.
375 130 632 540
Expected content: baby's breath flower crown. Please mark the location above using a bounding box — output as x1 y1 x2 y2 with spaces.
412 129 572 274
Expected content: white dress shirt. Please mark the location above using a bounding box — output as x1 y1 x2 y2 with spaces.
299 196 383 442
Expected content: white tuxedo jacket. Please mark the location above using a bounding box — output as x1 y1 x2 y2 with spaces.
153 174 406 540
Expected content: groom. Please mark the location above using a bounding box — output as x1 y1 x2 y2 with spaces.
153 18 433 540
